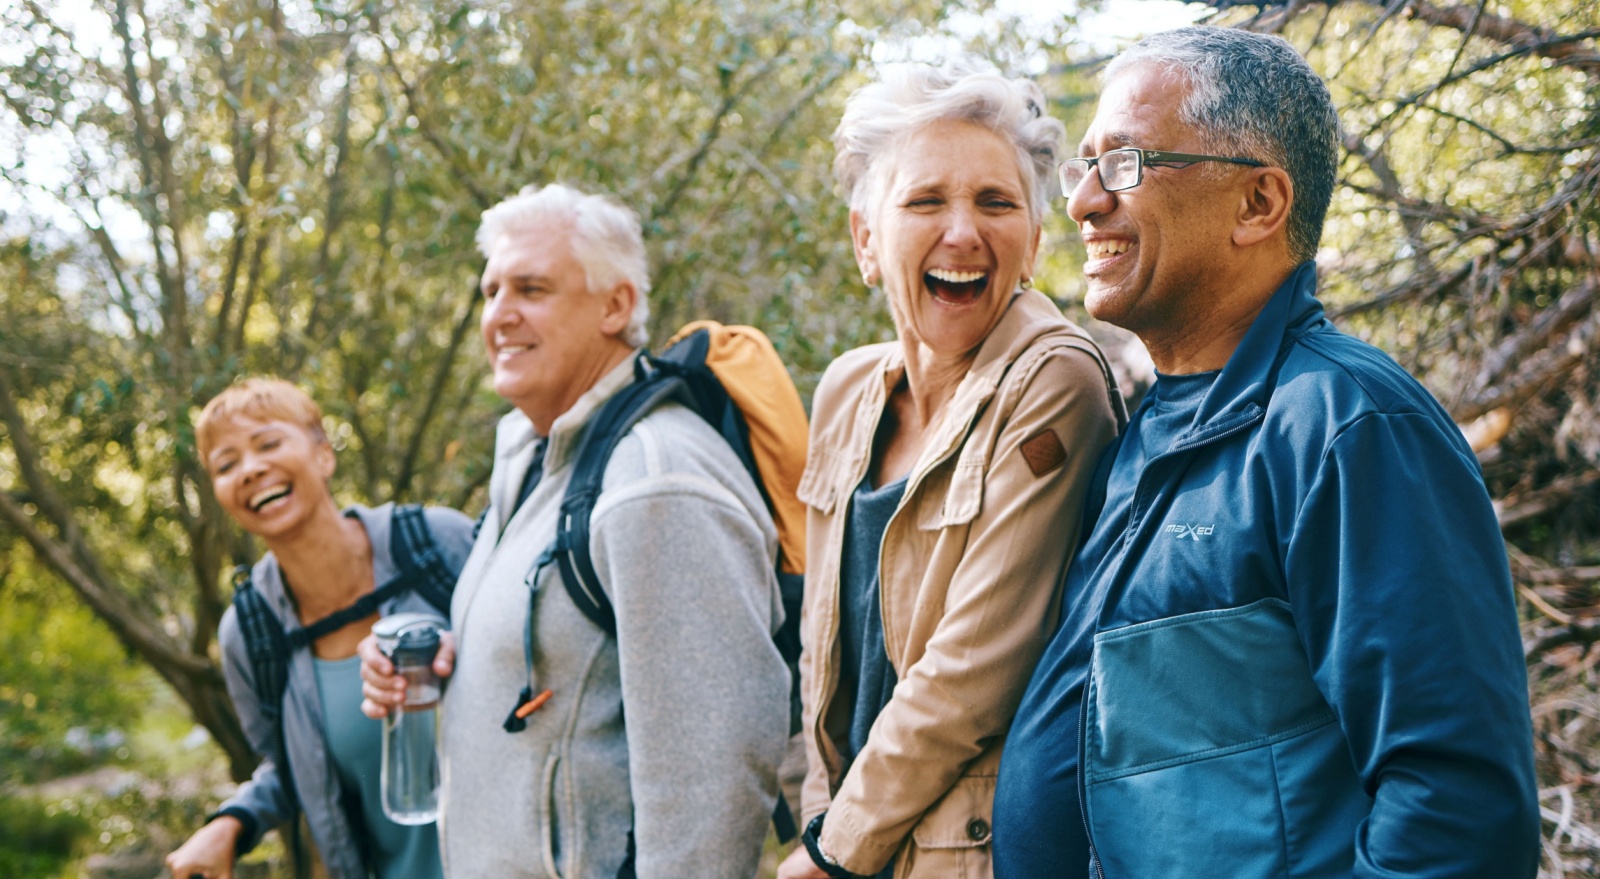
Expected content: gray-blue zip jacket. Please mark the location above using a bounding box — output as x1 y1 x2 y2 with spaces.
993 263 1539 878
215 503 475 879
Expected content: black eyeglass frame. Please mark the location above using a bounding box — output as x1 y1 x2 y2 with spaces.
1057 148 1266 198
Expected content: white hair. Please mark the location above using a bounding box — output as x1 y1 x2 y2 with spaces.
475 183 652 347
833 59 1066 227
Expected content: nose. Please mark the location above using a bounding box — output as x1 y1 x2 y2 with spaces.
480 287 517 336
1066 168 1115 227
238 449 267 483
943 202 982 249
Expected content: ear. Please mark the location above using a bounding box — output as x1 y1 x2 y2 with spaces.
1233 167 1293 250
849 210 878 286
1023 222 1043 282
314 438 337 481
598 280 638 339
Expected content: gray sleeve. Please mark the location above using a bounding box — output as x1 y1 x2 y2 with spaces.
421 505 478 579
590 474 790 879
214 607 296 851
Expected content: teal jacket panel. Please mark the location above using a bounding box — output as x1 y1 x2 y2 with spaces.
995 262 1539 879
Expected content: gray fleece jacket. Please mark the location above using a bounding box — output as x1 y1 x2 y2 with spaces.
216 502 475 879
440 355 790 879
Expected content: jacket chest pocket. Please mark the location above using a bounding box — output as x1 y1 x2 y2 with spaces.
910 456 985 532
900 774 995 879
1082 599 1365 878
799 445 859 515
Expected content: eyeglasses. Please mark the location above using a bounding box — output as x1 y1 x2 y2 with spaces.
1058 148 1266 198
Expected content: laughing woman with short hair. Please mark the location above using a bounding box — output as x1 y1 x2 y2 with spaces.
778 62 1122 879
165 379 472 879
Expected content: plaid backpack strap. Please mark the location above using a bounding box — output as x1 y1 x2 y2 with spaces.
389 504 457 616
232 565 292 725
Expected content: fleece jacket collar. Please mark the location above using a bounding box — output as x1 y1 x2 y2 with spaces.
488 350 643 526
1181 261 1327 445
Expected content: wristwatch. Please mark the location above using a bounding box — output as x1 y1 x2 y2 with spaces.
802 812 862 879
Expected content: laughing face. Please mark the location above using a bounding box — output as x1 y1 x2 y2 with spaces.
1068 63 1244 337
852 119 1040 357
205 417 336 540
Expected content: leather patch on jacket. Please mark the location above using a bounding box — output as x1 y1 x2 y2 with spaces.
1020 428 1067 477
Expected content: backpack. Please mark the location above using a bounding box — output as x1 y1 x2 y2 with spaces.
228 503 460 868
233 504 459 718
505 321 809 846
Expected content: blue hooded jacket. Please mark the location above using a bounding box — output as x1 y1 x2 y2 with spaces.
994 263 1539 878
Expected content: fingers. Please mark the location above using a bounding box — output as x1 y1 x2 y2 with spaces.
359 629 456 718
358 632 405 719
433 631 457 678
775 845 829 879
356 632 392 675
166 818 239 879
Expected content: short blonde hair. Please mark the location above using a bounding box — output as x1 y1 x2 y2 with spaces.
195 378 326 463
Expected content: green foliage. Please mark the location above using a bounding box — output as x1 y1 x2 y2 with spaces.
0 560 149 786
0 796 91 879
0 0 1027 780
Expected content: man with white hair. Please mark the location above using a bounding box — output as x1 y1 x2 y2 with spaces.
362 183 789 879
992 26 1539 879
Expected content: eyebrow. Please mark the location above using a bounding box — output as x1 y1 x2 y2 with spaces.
1078 131 1139 155
483 272 552 292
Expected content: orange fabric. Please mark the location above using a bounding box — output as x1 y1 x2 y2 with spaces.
669 320 809 574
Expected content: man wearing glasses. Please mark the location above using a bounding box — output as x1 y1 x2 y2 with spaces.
992 26 1538 879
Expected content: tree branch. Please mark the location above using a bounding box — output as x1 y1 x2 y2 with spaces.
1497 469 1600 529
391 287 479 500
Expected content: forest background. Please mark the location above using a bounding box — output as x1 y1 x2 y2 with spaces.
1 0 1597 875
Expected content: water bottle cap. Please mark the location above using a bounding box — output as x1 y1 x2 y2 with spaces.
374 613 444 662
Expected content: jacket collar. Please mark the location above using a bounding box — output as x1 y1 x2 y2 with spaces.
489 351 642 519
840 289 1074 481
1188 261 1326 435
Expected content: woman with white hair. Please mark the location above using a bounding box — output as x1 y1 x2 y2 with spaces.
779 62 1123 879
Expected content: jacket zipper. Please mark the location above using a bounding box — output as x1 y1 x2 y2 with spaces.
816 370 992 782
1075 404 1264 879
1079 650 1106 879
814 384 889 785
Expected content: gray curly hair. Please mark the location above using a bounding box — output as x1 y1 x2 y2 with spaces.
833 59 1066 227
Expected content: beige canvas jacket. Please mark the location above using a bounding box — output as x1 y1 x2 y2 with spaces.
798 289 1121 878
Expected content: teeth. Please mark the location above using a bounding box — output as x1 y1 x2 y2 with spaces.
927 268 987 284
249 485 291 511
1086 240 1132 259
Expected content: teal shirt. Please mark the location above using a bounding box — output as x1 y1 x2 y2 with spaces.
313 655 443 879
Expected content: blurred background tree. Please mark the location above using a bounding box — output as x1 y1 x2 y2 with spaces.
2 0 1597 874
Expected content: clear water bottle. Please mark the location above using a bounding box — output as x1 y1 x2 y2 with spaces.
374 613 444 825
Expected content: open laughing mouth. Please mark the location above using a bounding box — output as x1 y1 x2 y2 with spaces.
1084 239 1132 269
926 268 990 305
248 485 291 512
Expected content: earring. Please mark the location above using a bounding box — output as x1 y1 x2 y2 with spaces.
862 272 875 288
1020 277 1034 290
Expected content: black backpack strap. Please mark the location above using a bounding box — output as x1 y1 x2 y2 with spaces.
552 363 688 636
545 348 804 847
233 565 292 722
283 576 413 651
389 503 457 615
230 562 307 873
